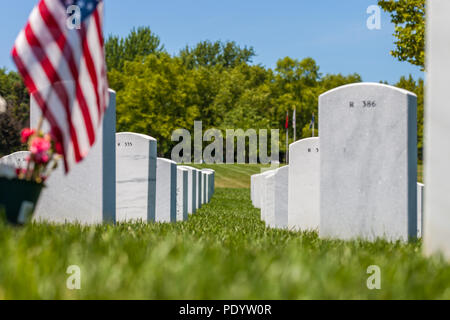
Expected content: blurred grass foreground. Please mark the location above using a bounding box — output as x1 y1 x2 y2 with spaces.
0 164 447 300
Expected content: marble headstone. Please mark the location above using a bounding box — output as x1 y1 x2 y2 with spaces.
424 0 450 259
0 95 6 114
31 89 116 224
155 158 177 223
210 170 215 199
417 183 424 238
253 171 270 210
202 169 215 202
251 173 261 208
176 167 188 221
178 166 197 214
205 171 214 202
202 171 209 204
265 166 289 229
319 83 417 241
0 151 30 169
116 132 157 222
196 169 202 210
264 171 276 226
201 171 207 204
251 174 256 206
288 138 320 231
260 170 276 222
274 166 289 228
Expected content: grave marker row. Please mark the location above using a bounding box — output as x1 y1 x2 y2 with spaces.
1 91 215 224
252 82 420 243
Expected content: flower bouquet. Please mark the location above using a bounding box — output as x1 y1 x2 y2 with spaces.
0 128 61 225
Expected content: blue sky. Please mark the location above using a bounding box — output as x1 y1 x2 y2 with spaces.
0 0 423 83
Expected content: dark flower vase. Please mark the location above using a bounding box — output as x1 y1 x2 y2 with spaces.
0 177 43 225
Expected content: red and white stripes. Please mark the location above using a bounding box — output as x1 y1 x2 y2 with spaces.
12 0 109 172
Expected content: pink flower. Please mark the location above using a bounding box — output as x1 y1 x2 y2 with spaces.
21 128 35 143
30 137 51 154
34 152 50 164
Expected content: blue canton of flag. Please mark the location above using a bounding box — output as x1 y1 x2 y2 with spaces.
60 0 100 21
309 113 315 129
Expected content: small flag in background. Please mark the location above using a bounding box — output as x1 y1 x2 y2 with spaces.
12 0 109 173
309 112 315 130
292 107 296 142
292 108 296 129
285 112 289 129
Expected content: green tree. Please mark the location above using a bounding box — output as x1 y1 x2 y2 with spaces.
0 69 29 157
109 53 199 157
180 40 256 69
105 27 164 71
0 108 23 157
378 0 425 69
107 28 363 159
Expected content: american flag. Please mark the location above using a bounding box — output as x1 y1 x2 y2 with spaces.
285 112 289 129
12 0 109 172
309 112 315 129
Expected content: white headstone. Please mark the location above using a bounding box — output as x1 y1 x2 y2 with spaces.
417 182 424 238
251 174 256 205
202 169 215 202
210 170 215 198
201 171 207 205
251 173 262 208
319 83 417 241
0 151 30 169
176 167 188 221
155 158 177 223
264 171 276 226
424 0 450 258
196 169 202 210
31 90 116 224
288 138 320 231
0 95 6 114
275 166 289 228
252 171 270 210
260 170 276 222
178 166 197 214
265 166 289 229
116 132 157 222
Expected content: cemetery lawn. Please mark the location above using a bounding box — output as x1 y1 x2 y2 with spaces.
0 165 442 299
190 164 424 187
0 188 449 299
190 164 279 188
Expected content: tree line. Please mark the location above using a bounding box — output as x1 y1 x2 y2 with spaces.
0 0 425 160
106 27 423 160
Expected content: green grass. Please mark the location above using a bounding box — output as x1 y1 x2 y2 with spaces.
190 163 424 187
0 163 439 299
0 188 449 299
190 164 275 188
